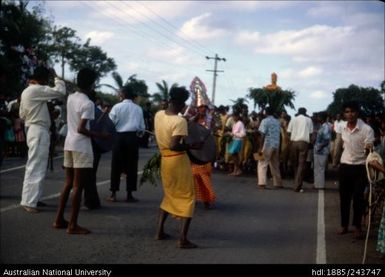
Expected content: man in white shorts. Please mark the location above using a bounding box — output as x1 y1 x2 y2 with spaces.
53 68 108 235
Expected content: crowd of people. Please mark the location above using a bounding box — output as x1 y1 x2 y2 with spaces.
0 66 384 258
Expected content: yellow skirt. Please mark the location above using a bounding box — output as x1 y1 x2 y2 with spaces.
160 150 195 218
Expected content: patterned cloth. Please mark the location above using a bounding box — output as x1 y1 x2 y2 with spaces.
314 122 332 155
377 203 385 254
258 115 281 149
191 163 215 203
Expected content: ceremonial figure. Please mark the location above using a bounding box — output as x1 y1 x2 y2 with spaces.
265 72 281 91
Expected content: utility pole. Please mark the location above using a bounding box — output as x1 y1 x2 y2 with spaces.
206 54 226 105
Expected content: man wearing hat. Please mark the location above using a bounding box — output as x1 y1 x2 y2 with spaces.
287 107 314 192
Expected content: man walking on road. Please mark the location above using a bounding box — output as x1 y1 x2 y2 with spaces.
19 66 66 213
287 107 314 192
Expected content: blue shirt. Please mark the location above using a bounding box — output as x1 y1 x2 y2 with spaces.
258 115 281 149
315 122 332 155
109 99 145 132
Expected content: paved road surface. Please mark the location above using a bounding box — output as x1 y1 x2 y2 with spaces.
0 146 383 266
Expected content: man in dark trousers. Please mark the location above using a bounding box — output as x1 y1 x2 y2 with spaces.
84 91 115 209
337 101 374 239
107 85 145 202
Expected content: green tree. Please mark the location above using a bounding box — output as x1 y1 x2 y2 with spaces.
326 84 385 116
69 39 116 80
99 71 136 93
151 80 178 105
230 97 249 114
0 0 52 96
380 80 385 98
248 87 296 113
95 91 119 106
46 26 81 79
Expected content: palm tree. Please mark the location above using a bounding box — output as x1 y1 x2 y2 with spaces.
248 87 296 113
230 97 249 114
151 80 178 105
99 71 136 93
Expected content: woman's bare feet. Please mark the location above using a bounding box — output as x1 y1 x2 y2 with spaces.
53 219 69 229
67 225 90 235
178 239 197 249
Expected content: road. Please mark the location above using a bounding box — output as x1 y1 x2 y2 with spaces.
0 146 383 267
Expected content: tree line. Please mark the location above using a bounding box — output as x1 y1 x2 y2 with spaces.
1 0 384 115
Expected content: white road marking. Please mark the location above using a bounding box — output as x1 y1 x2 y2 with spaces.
0 171 143 213
0 155 64 174
316 189 326 264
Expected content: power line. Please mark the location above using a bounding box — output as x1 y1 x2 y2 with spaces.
134 1 216 57
206 54 226 105
79 2 206 90
124 1 210 58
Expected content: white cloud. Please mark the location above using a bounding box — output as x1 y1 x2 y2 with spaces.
84 31 114 45
252 25 354 59
121 62 141 72
309 90 329 99
234 23 383 74
147 46 193 65
178 13 229 40
307 2 346 18
89 1 194 24
298 66 322 78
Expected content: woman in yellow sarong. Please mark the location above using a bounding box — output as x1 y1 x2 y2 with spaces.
154 86 197 249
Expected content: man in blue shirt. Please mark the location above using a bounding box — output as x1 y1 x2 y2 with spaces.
107 85 145 202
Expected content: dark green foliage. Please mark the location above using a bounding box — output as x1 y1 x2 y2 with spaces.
140 152 161 186
1 1 117 98
248 87 296 113
326 84 385 117
69 40 117 80
0 0 52 97
151 80 178 106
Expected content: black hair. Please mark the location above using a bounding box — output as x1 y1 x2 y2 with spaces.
298 107 307 115
169 86 189 106
265 106 275 115
77 68 97 90
30 66 50 82
121 85 137 100
342 101 360 113
318 111 328 122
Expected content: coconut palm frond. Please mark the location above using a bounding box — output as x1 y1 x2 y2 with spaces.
140 152 161 186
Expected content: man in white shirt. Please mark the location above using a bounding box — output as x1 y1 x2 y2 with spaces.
337 101 374 239
107 85 145 202
54 68 108 234
287 107 314 192
19 66 66 213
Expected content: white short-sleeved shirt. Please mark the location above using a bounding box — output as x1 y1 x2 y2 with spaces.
64 92 94 155
334 120 346 134
287 114 314 143
340 118 375 165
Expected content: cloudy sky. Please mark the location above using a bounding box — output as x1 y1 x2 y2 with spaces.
42 1 384 115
